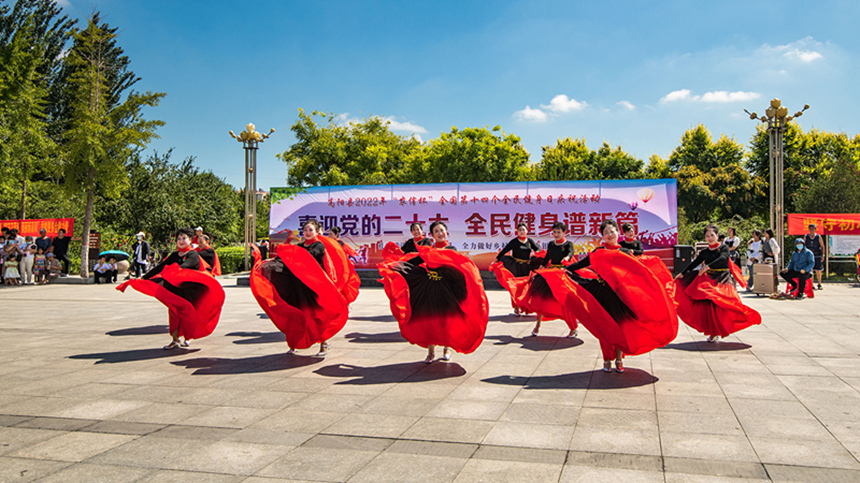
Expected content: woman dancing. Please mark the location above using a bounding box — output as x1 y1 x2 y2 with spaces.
402 222 433 253
518 222 576 337
378 221 489 363
491 223 540 316
250 219 349 356
117 227 225 350
673 224 761 342
540 220 678 372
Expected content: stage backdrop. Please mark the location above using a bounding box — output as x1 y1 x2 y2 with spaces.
269 179 677 270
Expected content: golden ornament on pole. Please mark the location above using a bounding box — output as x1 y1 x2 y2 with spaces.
229 123 275 271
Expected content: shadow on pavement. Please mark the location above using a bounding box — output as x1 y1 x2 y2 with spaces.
225 331 284 345
171 353 323 375
314 361 466 385
344 331 407 344
105 325 169 336
489 314 533 324
482 368 657 390
256 312 270 319
70 348 200 364
485 334 583 352
348 315 397 323
662 341 751 352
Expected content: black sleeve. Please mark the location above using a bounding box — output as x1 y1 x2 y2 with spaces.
565 252 592 272
711 244 730 268
496 239 517 260
631 241 643 256
306 241 325 266
529 238 540 253
143 252 178 279
179 250 200 270
199 249 215 268
402 239 416 253
681 250 708 275
418 237 433 247
444 245 458 251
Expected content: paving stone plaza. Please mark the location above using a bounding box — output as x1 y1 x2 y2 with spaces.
2 281 860 482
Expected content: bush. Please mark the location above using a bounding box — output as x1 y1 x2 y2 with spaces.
217 246 248 274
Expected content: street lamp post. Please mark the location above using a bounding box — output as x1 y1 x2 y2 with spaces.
744 99 809 271
230 123 275 271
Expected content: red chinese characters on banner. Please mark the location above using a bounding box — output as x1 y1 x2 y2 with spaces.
0 218 75 237
787 213 860 235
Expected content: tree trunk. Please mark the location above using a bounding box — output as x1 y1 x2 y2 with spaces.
20 176 27 220
79 167 95 279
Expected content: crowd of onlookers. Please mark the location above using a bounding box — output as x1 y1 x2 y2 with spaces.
1 227 71 286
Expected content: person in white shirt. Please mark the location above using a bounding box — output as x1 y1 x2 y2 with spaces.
93 256 117 284
745 230 762 290
21 240 36 285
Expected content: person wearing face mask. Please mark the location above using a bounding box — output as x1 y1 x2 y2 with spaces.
250 219 349 357
509 222 577 338
130 232 151 279
491 223 541 317
781 239 814 299
378 221 489 364
117 227 226 350
673 224 761 343
539 220 678 373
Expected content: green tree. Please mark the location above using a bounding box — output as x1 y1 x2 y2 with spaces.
747 124 860 214
534 138 644 181
61 13 164 277
669 125 759 223
278 109 422 186
645 154 673 179
795 155 860 214
416 125 532 183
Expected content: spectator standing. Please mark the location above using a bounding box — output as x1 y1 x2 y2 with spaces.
21 240 36 285
781 239 814 298
192 226 203 248
35 228 52 252
725 227 741 266
761 229 780 263
33 248 47 284
804 223 824 290
745 230 762 290
3 245 21 285
50 229 71 275
258 239 269 259
130 232 150 279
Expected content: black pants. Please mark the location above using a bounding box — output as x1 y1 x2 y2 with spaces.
132 261 147 278
55 254 70 274
95 270 117 284
781 270 811 294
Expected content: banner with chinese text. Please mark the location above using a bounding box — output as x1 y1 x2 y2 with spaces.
0 218 75 237
787 213 860 235
269 180 677 269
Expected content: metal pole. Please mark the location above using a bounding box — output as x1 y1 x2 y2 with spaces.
244 146 250 271
250 145 258 248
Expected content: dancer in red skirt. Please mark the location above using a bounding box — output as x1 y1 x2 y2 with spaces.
620 223 675 297
378 221 489 363
195 234 222 276
518 222 576 337
117 227 225 350
540 220 678 373
250 219 348 356
673 224 761 342
492 223 540 317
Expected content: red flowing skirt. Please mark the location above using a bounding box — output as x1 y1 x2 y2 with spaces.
250 244 348 349
378 246 488 353
517 269 576 328
117 264 225 340
319 236 360 304
542 249 678 358
489 261 530 311
673 271 761 338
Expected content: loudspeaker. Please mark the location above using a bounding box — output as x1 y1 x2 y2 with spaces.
673 245 695 276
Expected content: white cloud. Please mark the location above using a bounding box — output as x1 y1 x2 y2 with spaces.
660 89 693 103
699 91 760 103
660 89 759 104
616 100 635 111
514 105 548 122
382 116 427 134
541 94 587 113
783 49 823 62
53 0 72 8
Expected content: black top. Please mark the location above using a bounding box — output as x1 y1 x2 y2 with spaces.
497 237 540 261
804 233 823 256
542 240 574 266
402 237 433 253
143 250 200 279
35 236 52 251
682 244 729 274
565 246 632 273
619 239 643 256
198 248 216 271
300 240 325 267
51 236 70 257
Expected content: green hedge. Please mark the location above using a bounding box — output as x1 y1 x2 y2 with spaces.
216 246 248 274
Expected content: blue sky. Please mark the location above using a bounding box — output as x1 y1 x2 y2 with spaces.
55 0 860 190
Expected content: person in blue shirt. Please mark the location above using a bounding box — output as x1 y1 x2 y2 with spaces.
780 238 815 299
